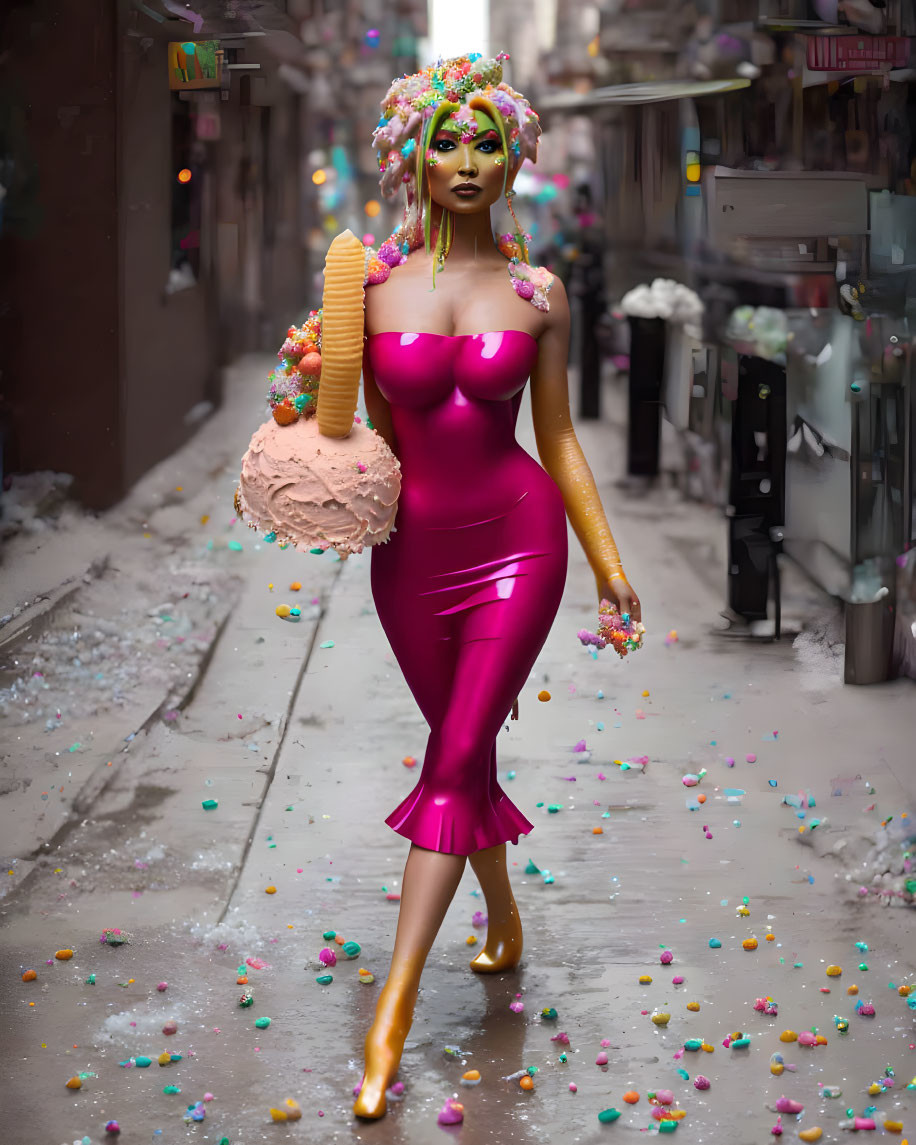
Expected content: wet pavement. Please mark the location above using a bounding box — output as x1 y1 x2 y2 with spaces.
1 371 914 1145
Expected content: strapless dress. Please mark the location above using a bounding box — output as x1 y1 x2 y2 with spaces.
367 331 568 855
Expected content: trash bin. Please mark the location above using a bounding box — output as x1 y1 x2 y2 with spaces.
844 597 896 685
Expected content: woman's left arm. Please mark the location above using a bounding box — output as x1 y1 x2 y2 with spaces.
530 277 641 621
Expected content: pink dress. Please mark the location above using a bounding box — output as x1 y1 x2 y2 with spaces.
367 331 568 856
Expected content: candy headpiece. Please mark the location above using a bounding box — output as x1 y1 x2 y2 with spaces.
373 53 540 198
371 53 540 275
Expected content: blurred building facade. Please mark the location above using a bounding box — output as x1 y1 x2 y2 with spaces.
527 0 916 675
0 0 425 509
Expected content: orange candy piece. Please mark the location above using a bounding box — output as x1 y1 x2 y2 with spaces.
22 969 37 982
272 402 298 426
296 351 322 377
537 689 551 702
622 1090 640 1104
593 827 604 835
55 949 74 961
742 938 758 950
519 1075 534 1091
264 885 277 895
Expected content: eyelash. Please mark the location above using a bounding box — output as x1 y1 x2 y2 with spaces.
434 139 501 154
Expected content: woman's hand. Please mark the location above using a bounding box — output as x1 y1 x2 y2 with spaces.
597 572 641 624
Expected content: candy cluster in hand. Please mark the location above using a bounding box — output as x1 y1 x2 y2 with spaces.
577 599 646 658
268 310 323 426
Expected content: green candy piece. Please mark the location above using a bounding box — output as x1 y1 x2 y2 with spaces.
541 1007 558 1020
731 1036 751 1048
524 859 540 874
254 1016 271 1029
239 990 254 1007
310 547 325 555
708 938 722 948
85 974 96 985
659 1121 678 1133
342 941 361 959
227 540 243 552
322 930 337 940
163 1085 181 1094
684 1038 703 1051
135 1056 152 1068
169 1053 182 1062
316 973 333 985
598 1108 622 1123
201 798 219 811
547 804 563 813
859 963 869 971
559 1052 568 1063
676 1068 690 1081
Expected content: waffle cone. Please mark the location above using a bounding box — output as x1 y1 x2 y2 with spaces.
317 229 366 438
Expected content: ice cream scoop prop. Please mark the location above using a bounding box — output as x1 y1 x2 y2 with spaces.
235 229 401 556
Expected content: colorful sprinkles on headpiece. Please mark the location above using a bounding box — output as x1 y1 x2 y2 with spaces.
372 53 540 198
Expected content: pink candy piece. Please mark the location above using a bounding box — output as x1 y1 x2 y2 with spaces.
857 1002 876 1016
672 975 685 985
694 1076 710 1090
797 1031 817 1046
318 948 337 967
660 950 674 965
852 1118 876 1130
572 739 587 752
655 1089 675 1105
513 279 535 300
389 1082 405 1096
600 1038 611 1048
771 1116 783 1136
775 1097 804 1114
726 757 735 767
595 1052 609 1066
157 982 168 992
246 957 270 970
203 1092 215 1102
569 1082 578 1093
437 1099 464 1126
551 1032 570 1045
368 263 391 285
746 753 757 763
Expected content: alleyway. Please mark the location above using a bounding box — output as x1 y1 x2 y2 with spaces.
1 357 914 1145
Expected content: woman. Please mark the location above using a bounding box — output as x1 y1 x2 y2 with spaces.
351 53 641 1119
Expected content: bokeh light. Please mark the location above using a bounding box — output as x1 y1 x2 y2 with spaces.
364 200 381 218
177 168 192 184
312 169 327 185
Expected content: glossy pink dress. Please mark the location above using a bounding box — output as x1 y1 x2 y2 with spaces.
367 330 568 856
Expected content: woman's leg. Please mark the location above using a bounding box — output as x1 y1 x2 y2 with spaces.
354 843 466 1119
468 841 523 972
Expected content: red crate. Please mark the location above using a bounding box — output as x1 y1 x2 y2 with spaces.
806 36 911 72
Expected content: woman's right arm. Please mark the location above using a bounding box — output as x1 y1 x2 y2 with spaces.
362 345 398 455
